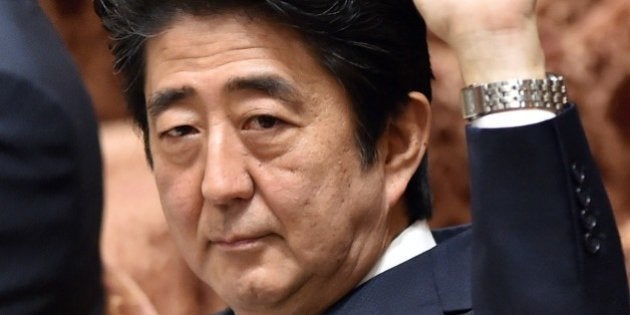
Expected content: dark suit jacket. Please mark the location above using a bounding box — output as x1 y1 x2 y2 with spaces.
0 1 104 314
326 105 630 314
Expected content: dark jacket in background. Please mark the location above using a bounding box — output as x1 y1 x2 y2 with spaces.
0 1 104 314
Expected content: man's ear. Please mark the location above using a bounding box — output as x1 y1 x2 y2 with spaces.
383 91 431 209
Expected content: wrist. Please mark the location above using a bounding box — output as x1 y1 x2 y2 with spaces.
453 22 545 85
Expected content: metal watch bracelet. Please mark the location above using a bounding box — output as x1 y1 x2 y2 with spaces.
461 73 568 121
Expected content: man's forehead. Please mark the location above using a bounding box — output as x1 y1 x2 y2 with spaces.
150 10 303 46
144 12 315 75
144 14 293 90
146 13 268 59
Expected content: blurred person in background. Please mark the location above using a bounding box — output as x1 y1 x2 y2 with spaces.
0 1 104 314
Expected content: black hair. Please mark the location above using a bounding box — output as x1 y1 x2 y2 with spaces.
95 0 434 222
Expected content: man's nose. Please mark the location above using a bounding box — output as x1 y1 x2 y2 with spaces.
201 129 254 207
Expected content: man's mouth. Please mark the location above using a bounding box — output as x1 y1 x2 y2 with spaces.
212 234 272 251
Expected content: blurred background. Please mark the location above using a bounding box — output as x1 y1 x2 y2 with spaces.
38 0 629 314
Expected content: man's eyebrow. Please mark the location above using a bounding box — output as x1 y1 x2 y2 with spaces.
147 86 195 118
226 75 300 105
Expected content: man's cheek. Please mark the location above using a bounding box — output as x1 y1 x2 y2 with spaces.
157 180 202 236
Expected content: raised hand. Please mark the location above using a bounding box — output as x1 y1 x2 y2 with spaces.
413 0 537 44
413 0 545 85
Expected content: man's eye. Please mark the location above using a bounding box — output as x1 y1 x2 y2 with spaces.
245 115 282 130
161 125 197 138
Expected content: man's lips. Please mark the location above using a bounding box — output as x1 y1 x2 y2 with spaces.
211 234 272 250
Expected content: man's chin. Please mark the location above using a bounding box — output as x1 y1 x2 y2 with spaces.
209 266 311 313
221 280 303 314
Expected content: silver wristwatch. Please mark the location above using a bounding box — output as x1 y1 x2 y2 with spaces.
461 73 568 121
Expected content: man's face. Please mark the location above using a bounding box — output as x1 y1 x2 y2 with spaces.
144 13 400 313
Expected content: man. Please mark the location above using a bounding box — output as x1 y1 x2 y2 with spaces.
0 1 104 314
95 0 629 313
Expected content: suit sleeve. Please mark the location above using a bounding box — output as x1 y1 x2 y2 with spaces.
467 104 629 314
0 73 101 314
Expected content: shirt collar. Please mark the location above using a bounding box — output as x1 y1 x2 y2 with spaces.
359 220 436 285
